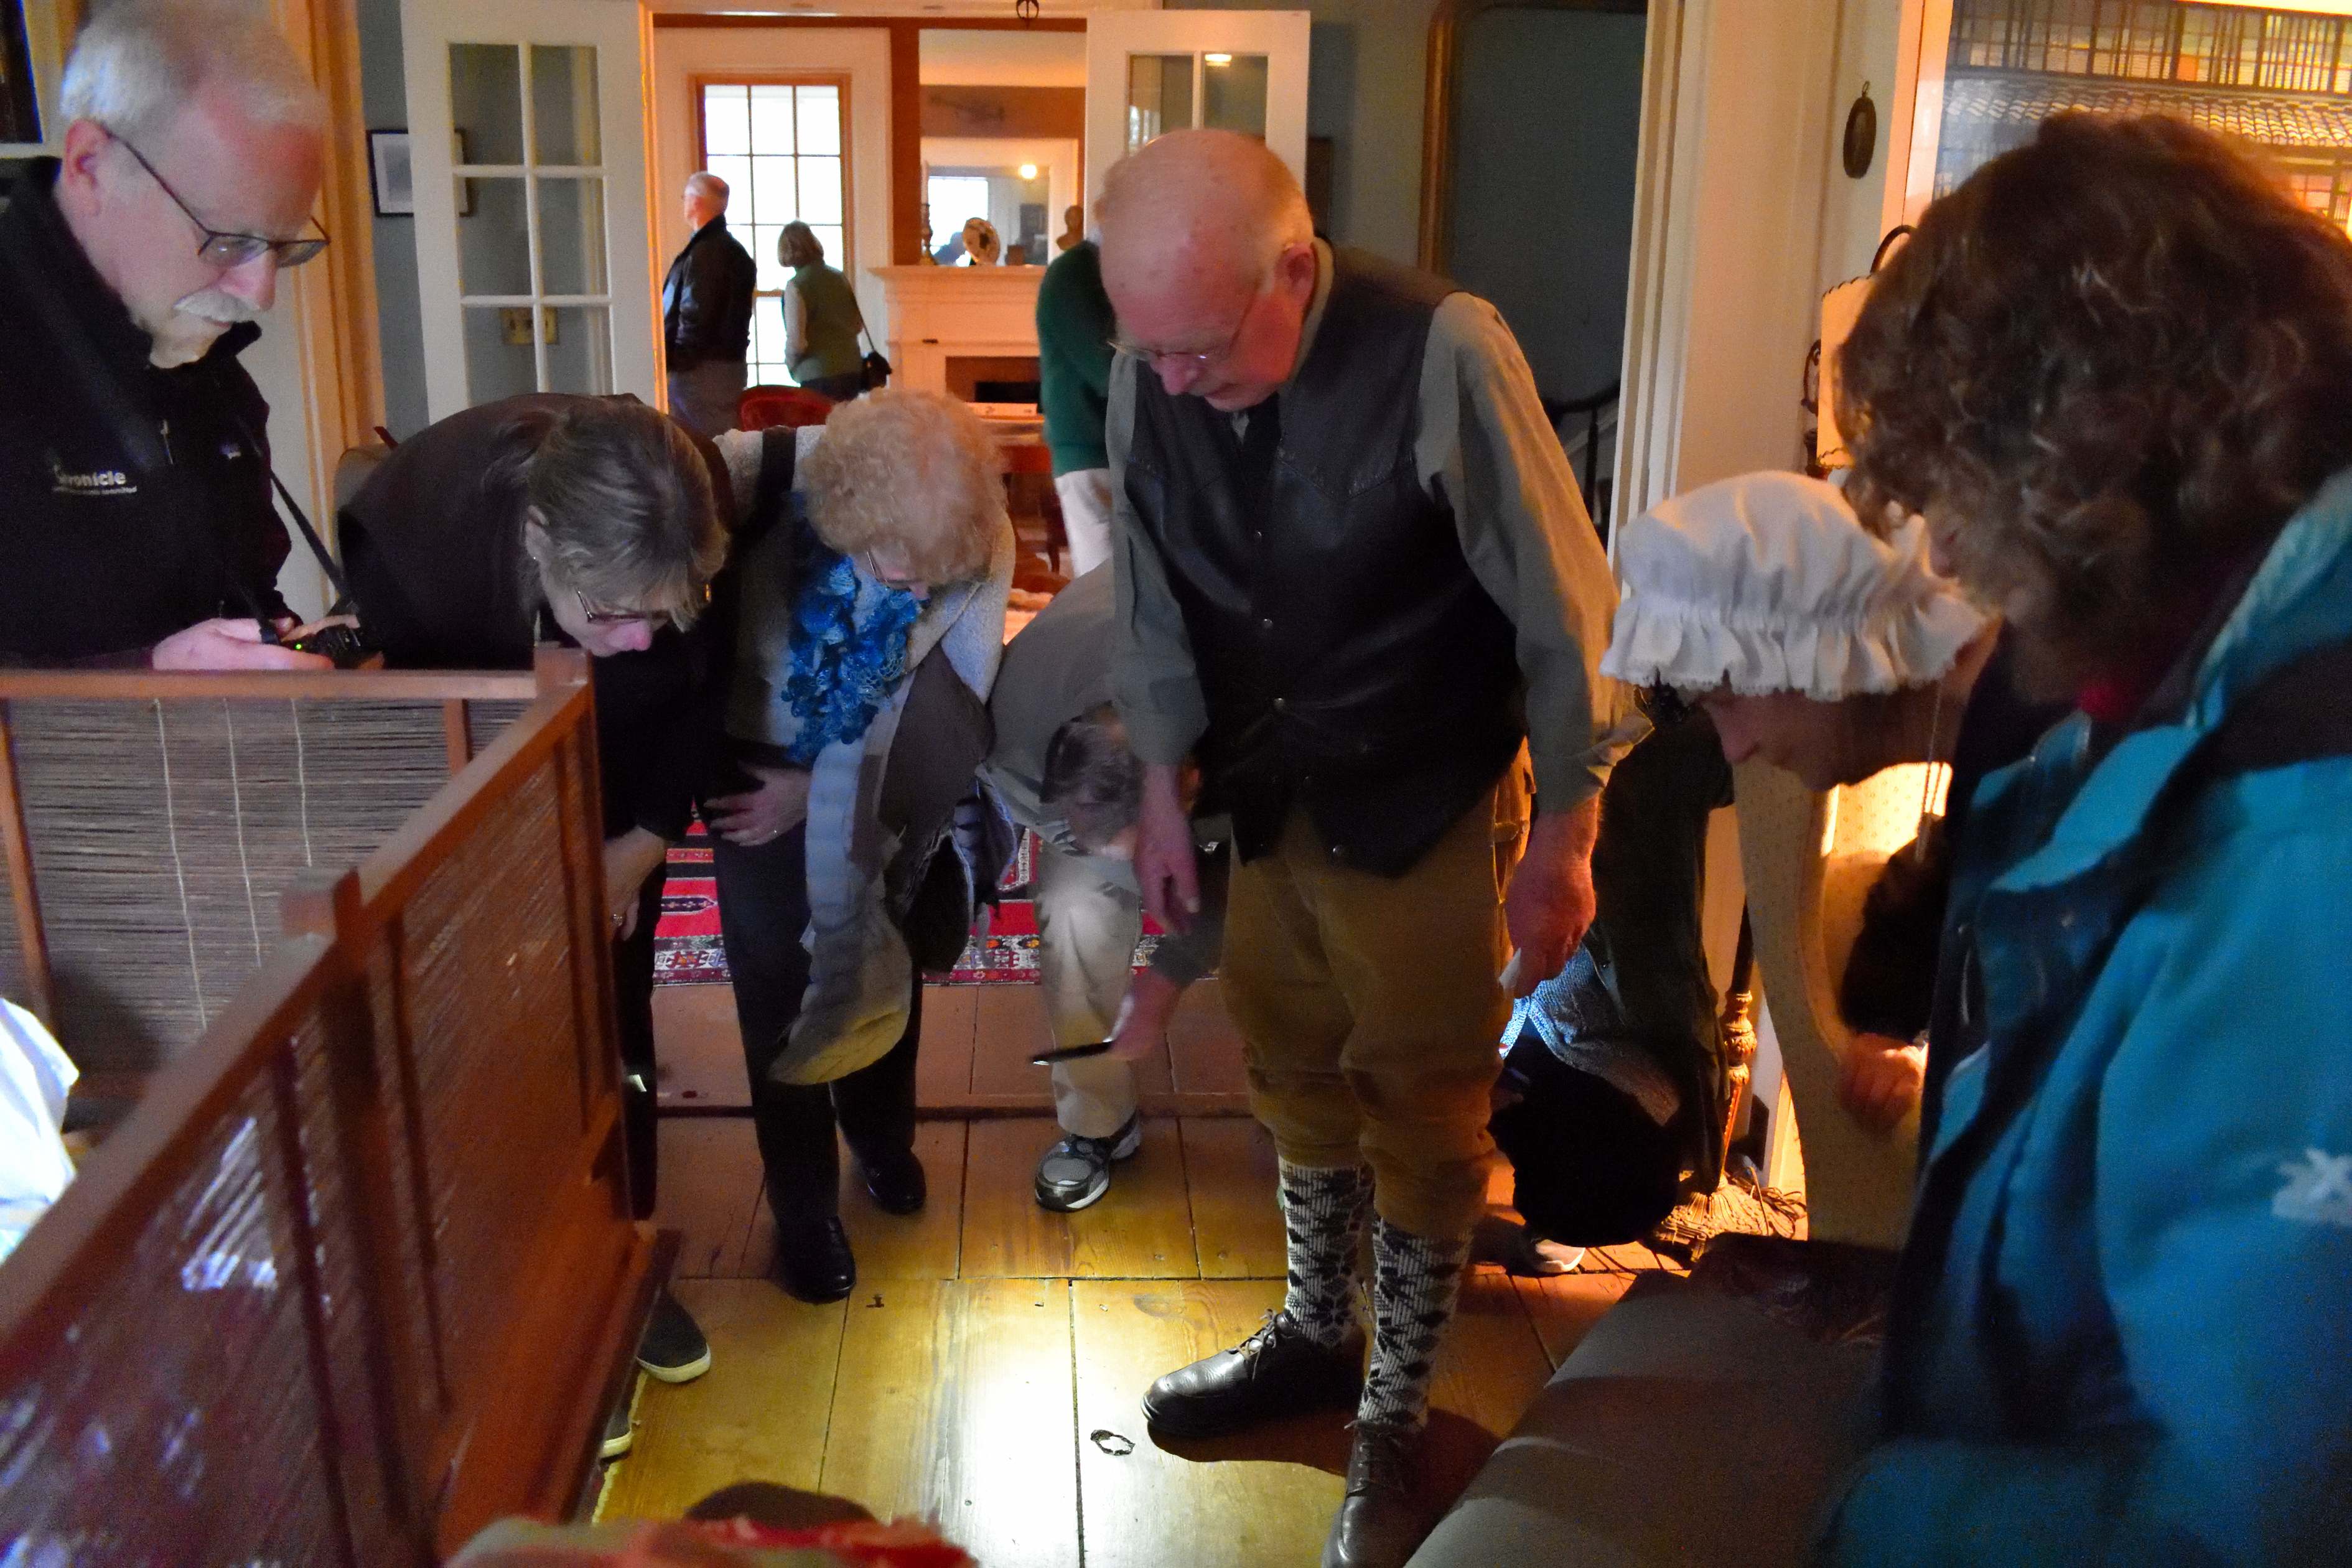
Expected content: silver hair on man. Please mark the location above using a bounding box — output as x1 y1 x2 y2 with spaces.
60 0 325 149
685 170 730 210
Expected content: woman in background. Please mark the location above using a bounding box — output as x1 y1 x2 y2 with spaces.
780 222 867 404
706 389 1013 1304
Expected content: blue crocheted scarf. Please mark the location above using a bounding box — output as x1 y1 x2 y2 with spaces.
777 544 922 765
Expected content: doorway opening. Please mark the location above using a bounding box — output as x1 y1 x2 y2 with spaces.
1426 0 1647 533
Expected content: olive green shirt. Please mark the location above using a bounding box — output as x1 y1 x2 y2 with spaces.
1108 240 1640 816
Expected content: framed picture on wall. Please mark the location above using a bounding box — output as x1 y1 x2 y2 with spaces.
370 129 475 218
370 129 414 216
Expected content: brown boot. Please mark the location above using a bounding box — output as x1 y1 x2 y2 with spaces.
1142 1312 1365 1439
1320 1421 1427 1568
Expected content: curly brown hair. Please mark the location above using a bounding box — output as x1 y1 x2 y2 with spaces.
1837 113 2352 694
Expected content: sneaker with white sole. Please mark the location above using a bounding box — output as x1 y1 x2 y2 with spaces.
600 1388 636 1460
1034 1113 1144 1213
635 1288 712 1383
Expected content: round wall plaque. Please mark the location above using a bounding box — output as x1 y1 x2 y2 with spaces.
1844 85 1877 180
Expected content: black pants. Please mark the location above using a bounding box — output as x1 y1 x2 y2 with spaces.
713 824 921 1220
614 861 669 1221
1491 1032 1687 1248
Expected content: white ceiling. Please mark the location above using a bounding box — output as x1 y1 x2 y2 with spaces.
918 29 1087 87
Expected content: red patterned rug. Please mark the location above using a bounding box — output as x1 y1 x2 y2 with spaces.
653 823 1158 986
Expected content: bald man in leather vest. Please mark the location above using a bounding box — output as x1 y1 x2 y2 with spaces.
1098 131 1639 1568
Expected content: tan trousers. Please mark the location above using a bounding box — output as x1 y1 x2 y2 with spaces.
1033 838 1142 1139
1224 778 1527 1241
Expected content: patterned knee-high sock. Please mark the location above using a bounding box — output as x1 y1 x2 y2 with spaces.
1361 1215 1470 1430
1277 1160 1373 1348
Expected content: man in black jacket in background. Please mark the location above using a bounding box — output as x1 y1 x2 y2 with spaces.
662 172 758 439
0 1 332 669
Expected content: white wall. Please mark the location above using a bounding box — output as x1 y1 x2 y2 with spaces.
1617 0 1845 523
1814 0 1921 296
650 26 895 350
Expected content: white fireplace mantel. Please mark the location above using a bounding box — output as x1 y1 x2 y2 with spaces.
874 265 1046 399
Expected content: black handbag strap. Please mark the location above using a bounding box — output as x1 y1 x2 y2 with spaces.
742 425 799 549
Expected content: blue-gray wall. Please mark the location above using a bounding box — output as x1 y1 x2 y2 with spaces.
1447 8 1646 407
358 0 429 438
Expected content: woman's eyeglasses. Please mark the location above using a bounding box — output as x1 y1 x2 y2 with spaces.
574 586 668 627
108 129 330 270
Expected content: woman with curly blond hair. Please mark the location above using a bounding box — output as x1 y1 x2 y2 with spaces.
704 389 1014 1302
1821 113 2352 1562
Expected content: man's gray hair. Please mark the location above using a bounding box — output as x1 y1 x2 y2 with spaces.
61 0 326 149
686 170 729 209
1040 704 1144 852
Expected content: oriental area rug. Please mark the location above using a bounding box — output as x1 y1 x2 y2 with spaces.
653 824 1159 986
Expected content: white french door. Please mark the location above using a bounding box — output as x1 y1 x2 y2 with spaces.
403 0 656 421
1083 11 1310 213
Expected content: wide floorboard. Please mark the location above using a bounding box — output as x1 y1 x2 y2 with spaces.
605 978 1659 1564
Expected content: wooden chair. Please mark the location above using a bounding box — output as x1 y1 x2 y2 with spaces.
737 383 837 432
0 651 663 1562
1000 439 1069 574
1732 758 1936 1248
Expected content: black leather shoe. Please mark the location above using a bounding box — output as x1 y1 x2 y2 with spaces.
861 1148 928 1216
1142 1312 1365 1440
1321 1421 1426 1568
773 1217 856 1304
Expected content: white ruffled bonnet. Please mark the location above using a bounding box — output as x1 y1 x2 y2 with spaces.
1600 470 1986 701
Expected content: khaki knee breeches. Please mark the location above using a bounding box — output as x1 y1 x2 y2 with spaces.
1223 778 1526 1241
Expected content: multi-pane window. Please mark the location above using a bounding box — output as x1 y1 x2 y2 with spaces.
2284 162 2352 229
697 80 848 388
1934 2 2352 233
1948 0 2352 91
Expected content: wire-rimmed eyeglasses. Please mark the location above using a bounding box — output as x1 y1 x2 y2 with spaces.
107 128 329 270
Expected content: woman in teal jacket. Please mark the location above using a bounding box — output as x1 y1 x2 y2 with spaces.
1827 114 2352 1563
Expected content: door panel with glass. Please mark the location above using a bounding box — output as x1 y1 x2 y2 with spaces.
1083 11 1309 212
404 0 655 421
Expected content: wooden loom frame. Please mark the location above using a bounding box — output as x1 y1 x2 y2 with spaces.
0 651 665 1562
0 668 537 1044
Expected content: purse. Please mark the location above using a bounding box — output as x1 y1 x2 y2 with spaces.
858 324 891 391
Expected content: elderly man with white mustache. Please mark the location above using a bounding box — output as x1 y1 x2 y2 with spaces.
0 0 334 670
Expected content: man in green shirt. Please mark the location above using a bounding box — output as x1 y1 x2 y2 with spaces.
1035 233 1118 574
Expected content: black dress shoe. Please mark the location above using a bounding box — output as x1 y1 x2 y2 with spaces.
773 1216 856 1304
1321 1421 1427 1568
861 1148 928 1216
1142 1312 1365 1440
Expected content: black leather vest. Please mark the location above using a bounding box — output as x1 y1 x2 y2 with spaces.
1125 248 1524 876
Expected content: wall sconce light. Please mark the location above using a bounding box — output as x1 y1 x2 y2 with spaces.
1019 163 1039 180
1205 52 1233 65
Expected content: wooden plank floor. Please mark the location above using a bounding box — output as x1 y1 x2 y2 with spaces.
654 978 1254 1116
615 1118 1666 1561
